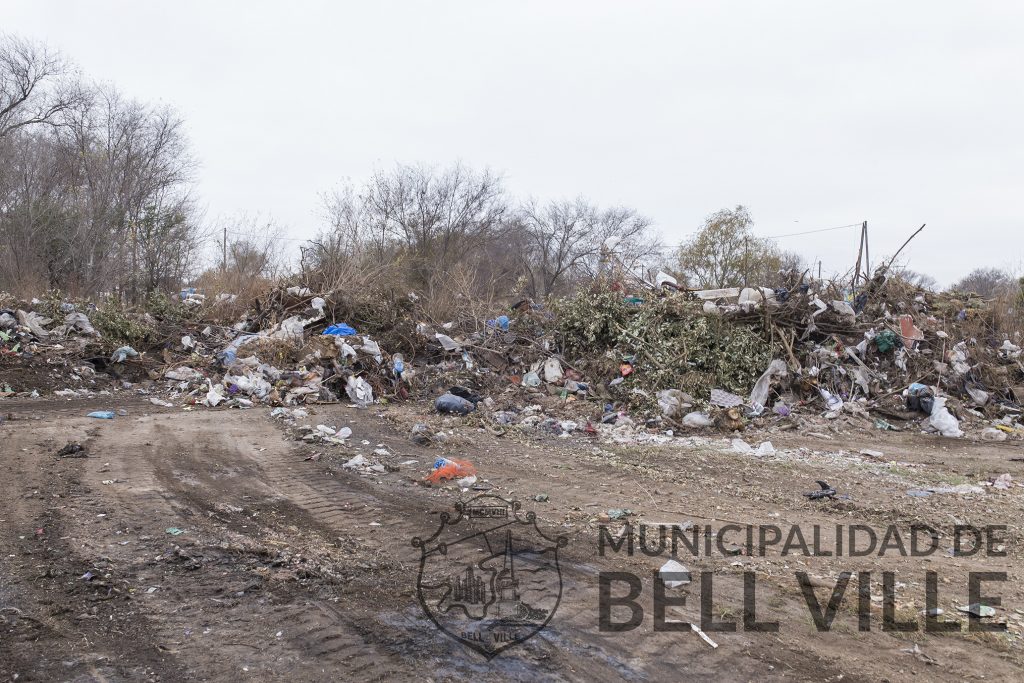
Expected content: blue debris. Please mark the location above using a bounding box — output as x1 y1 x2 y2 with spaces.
322 323 357 336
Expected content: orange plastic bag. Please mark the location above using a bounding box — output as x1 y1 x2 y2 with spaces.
425 457 476 484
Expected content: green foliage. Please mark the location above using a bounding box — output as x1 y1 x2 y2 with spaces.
90 299 158 347
552 288 775 403
551 289 632 358
142 290 195 323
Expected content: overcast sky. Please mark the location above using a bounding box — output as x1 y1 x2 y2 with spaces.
7 1 1023 285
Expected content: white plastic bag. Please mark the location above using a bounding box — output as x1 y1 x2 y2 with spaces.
543 358 564 383
345 375 374 407
657 389 685 418
682 412 715 428
929 397 963 438
748 359 787 414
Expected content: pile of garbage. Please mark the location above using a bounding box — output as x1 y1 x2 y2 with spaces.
2 268 1022 443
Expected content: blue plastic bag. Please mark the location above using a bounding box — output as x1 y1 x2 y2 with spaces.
487 315 510 331
87 411 115 419
323 323 357 336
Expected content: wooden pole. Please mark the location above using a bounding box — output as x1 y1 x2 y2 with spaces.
863 221 870 279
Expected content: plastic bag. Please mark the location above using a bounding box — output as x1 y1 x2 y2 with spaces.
165 366 203 382
435 392 475 415
657 389 685 418
323 323 356 336
426 457 476 484
738 288 763 307
929 397 962 438
748 359 787 414
345 375 374 407
831 300 856 318
819 388 843 411
656 271 678 288
110 346 139 363
543 358 564 383
204 381 226 407
682 412 715 428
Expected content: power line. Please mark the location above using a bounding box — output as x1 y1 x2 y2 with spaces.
655 221 862 253
760 223 862 240
222 229 311 242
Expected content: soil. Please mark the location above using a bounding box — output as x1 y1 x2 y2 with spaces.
1 396 1022 681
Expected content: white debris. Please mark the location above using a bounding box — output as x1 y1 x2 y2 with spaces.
659 559 691 588
345 376 374 407
543 357 564 383
343 454 367 469
731 439 753 454
682 412 715 428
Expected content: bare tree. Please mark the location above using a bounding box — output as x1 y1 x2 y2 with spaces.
518 198 658 297
366 163 506 283
0 42 201 301
949 267 1016 298
0 34 80 140
319 163 509 297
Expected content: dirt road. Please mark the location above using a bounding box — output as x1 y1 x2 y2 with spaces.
1 398 1022 681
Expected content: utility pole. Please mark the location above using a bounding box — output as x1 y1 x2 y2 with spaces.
862 221 870 280
222 226 227 272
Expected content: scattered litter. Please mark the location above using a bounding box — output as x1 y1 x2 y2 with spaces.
659 559 692 588
345 376 374 408
110 346 139 363
435 392 475 415
682 412 715 428
57 442 87 457
804 481 837 500
928 397 962 438
425 457 476 484
992 473 1013 490
689 622 719 649
957 603 996 618
731 439 753 454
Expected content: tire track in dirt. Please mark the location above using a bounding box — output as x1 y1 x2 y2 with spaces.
83 411 427 680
